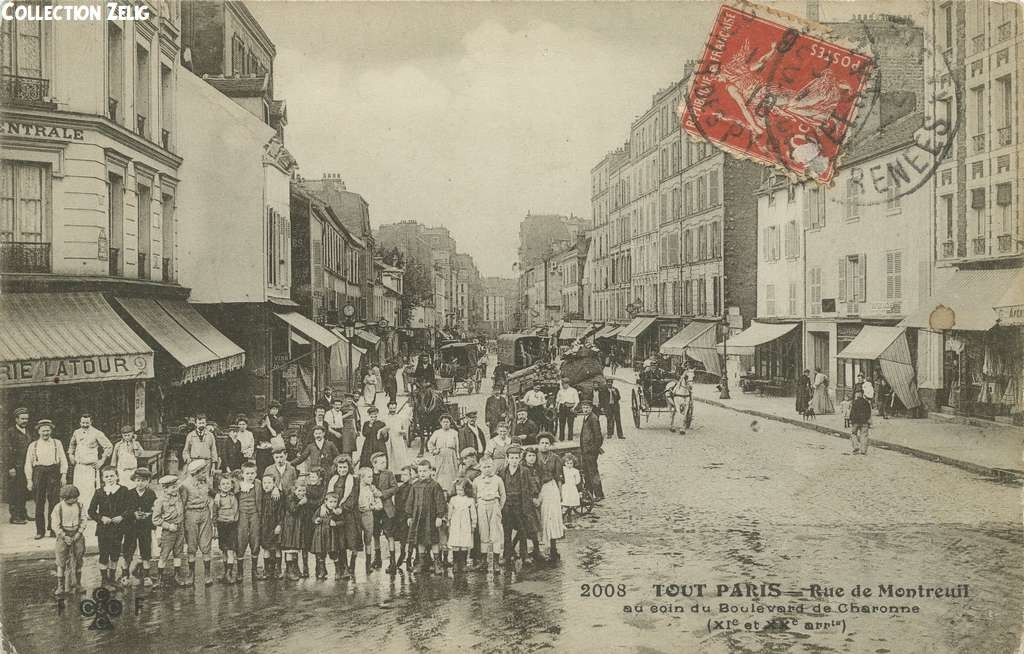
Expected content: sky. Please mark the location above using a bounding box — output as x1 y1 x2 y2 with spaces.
248 0 928 278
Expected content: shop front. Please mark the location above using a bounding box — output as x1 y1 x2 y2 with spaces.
718 321 800 396
836 326 922 413
659 319 721 377
616 315 659 365
273 310 341 410
0 293 155 444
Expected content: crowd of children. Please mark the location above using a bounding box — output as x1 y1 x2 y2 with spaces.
50 428 587 597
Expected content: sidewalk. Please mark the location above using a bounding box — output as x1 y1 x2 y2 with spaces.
604 367 1024 483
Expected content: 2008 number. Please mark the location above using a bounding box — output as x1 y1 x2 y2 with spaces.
580 583 627 598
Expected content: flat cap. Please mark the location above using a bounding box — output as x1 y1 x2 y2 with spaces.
460 447 478 459
159 475 178 486
186 459 207 474
131 468 152 480
35 419 54 429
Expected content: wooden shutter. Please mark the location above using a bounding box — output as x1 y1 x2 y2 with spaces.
802 188 811 228
892 251 902 299
856 253 867 302
885 251 894 299
837 257 846 302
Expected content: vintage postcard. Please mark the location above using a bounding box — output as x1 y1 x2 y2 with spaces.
0 1 1021 653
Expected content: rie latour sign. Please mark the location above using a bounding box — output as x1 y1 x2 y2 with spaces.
0 121 86 141
0 354 154 388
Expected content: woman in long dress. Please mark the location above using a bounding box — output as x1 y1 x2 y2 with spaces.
810 367 835 414
383 405 412 473
362 367 379 407
427 415 460 492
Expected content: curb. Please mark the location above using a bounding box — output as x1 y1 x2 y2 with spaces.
1 543 99 563
606 372 1024 485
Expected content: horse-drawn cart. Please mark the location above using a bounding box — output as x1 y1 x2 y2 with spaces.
631 368 678 428
437 342 483 395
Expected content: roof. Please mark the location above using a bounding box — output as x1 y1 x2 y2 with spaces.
202 74 269 98
900 268 1021 331
593 324 621 340
842 112 924 166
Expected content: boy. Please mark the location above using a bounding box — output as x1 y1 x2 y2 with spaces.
179 459 214 586
389 465 415 574
849 389 873 455
212 473 240 583
370 452 398 572
52 484 87 596
122 468 157 587
499 446 541 566
110 425 143 488
235 462 262 583
356 466 383 574
88 466 134 588
457 448 481 486
153 474 186 588
472 456 505 573
405 460 446 574
220 424 244 473
265 445 298 499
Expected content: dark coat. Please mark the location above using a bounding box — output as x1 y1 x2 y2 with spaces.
3 425 30 477
579 413 604 455
293 439 340 473
498 464 539 536
850 397 873 425
129 487 158 531
372 469 399 518
358 420 389 469
485 395 510 426
512 419 540 445
88 484 136 533
404 477 446 546
795 375 812 413
458 423 487 454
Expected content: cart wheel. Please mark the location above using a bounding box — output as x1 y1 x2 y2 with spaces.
631 388 642 429
577 489 595 515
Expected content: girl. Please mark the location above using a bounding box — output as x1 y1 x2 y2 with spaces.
327 457 361 579
535 434 565 559
389 465 415 573
301 468 326 578
446 479 477 573
257 474 285 580
362 366 378 407
356 466 383 575
282 483 313 580
517 449 545 563
427 415 460 493
560 454 581 528
211 474 239 584
310 493 338 579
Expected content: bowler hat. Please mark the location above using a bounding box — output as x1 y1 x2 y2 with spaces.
12 407 28 417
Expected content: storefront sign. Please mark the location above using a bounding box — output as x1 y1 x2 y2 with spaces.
996 305 1024 326
0 354 153 388
0 121 85 141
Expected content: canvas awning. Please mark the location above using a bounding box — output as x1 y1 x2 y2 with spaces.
558 321 594 342
329 328 367 388
116 297 245 385
593 324 621 340
274 312 340 348
994 269 1024 326
616 316 658 342
837 325 920 409
900 268 1020 331
659 320 721 376
0 293 154 388
716 321 798 356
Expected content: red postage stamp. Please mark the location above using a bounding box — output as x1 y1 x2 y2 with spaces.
682 1 874 183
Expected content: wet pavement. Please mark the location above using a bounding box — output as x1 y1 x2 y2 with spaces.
2 377 1021 653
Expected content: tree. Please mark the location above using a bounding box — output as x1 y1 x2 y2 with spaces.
398 254 434 326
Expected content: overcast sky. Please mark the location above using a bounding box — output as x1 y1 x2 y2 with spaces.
249 1 927 277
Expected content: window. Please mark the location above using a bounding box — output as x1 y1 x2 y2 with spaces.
684 182 693 214
845 177 861 220
1 16 43 79
971 188 986 235
0 161 48 243
765 284 776 316
713 276 721 315
684 229 693 262
231 35 244 75
784 220 798 258
761 226 769 261
672 187 681 219
764 225 781 261
660 192 668 222
160 64 173 147
940 3 953 49
697 278 706 315
972 86 985 136
838 254 867 303
885 250 902 300
683 280 692 314
805 186 825 228
671 281 678 314
698 224 708 260
972 161 984 179
137 183 151 279
697 175 707 210
942 194 955 240
107 23 123 121
710 221 720 257
135 44 150 136
709 170 719 205
788 282 797 316
886 178 902 211
787 185 797 204
997 183 1012 233
809 267 822 314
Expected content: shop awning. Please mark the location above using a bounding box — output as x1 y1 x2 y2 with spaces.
616 316 658 342
291 332 310 346
353 328 381 346
838 325 920 409
660 321 721 376
900 268 1020 331
558 321 594 342
274 312 340 348
593 324 620 340
994 269 1024 326
717 321 799 355
0 292 154 388
116 298 246 385
329 329 367 386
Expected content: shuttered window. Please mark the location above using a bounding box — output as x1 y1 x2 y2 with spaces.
709 170 719 205
809 267 822 314
784 220 798 258
765 284 776 316
837 257 846 302
886 250 902 299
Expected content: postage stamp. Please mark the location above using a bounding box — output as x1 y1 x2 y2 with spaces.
681 0 874 184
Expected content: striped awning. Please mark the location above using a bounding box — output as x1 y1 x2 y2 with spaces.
558 321 595 342
717 321 798 356
353 328 381 346
659 320 721 376
616 316 657 342
0 293 153 388
274 312 340 348
593 324 621 340
837 326 920 409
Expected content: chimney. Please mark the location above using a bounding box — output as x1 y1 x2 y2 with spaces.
806 0 819 22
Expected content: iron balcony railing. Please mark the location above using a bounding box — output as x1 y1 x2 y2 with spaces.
972 33 986 54
997 22 1012 43
998 234 1013 253
972 236 987 255
0 74 50 106
998 126 1012 147
0 241 51 273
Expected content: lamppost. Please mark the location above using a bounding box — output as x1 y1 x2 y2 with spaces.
341 303 357 393
719 316 731 399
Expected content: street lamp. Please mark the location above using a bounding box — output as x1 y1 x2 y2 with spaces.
719 317 731 399
341 303 357 392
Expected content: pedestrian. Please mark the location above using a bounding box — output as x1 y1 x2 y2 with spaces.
358 406 388 470
310 493 338 579
51 484 87 597
382 360 399 406
390 464 415 573
600 379 624 439
795 369 812 415
446 479 477 573
281 482 312 580
560 454 581 528
499 446 542 565
383 400 411 474
556 378 580 441
259 403 286 476
849 389 873 455
292 425 340 475
876 375 891 419
405 459 446 574
235 416 255 463
472 456 505 573
212 473 240 583
68 413 112 516
485 422 514 473
519 449 545 562
265 445 298 498
89 466 134 588
427 414 460 493
458 410 487 455
285 430 302 465
512 407 540 447
338 395 361 461
355 466 383 575
810 367 835 415
181 414 219 479
300 467 324 578
362 366 380 407
219 423 244 473
109 426 143 489
307 404 339 450
856 372 875 410
180 458 216 586
122 468 157 588
577 402 605 502
326 456 361 579
535 433 565 560
839 394 853 428
668 374 693 434
153 474 186 588
235 462 262 583
370 452 398 573
5 407 31 525
258 473 285 579
25 419 68 539
522 383 548 431
485 385 510 439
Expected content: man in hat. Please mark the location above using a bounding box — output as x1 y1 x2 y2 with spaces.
555 378 580 442
598 378 624 439
498 445 541 565
179 459 214 586
152 474 186 588
292 424 340 473
265 445 298 499
512 408 540 447
522 383 548 430
4 407 31 524
111 425 144 488
358 406 388 470
25 419 69 538
182 414 219 478
577 401 605 502
68 413 112 517
484 385 510 439
458 411 487 455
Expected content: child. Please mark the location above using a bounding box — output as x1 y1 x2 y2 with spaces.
52 484 87 596
285 430 302 465
389 465 415 573
560 454 582 528
535 434 565 560
301 467 326 578
212 474 240 584
258 473 285 579
152 474 186 588
457 448 481 485
472 456 506 573
405 460 446 574
370 452 398 573
357 467 383 575
235 462 262 583
446 479 477 573
518 449 546 562
110 425 143 488
282 483 314 580
180 459 215 586
310 493 338 579
327 456 361 579
220 424 243 473
89 466 134 588
122 468 157 587
839 394 853 428
499 446 542 566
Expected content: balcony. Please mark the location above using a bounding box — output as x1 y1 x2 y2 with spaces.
973 134 986 153
972 236 987 255
138 252 149 280
942 241 955 258
972 34 986 54
109 247 121 276
998 234 1014 253
108 97 118 122
997 22 1012 43
161 128 170 150
0 241 51 273
0 74 51 107
998 127 1012 147
136 114 147 138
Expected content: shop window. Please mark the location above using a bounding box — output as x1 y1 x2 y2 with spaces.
0 161 48 244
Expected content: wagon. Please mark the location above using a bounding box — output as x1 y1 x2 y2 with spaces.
437 342 483 395
630 370 679 428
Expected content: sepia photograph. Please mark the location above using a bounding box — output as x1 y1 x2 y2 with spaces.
0 0 1021 651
